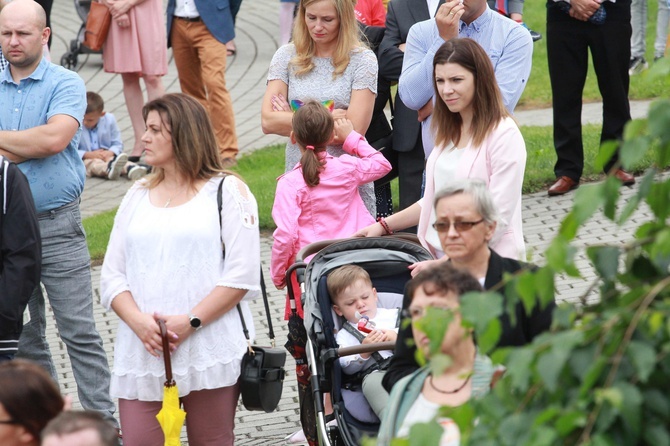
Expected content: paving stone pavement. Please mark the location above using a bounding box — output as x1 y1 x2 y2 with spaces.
38 1 658 444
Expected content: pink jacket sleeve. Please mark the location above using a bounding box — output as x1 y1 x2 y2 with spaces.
341 131 392 184
270 178 301 288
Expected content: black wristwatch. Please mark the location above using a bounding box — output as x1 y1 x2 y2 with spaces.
188 313 202 330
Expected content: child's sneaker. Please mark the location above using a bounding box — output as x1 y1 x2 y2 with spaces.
127 164 149 181
107 153 128 180
629 57 649 75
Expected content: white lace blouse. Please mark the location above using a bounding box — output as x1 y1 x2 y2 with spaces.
100 176 261 401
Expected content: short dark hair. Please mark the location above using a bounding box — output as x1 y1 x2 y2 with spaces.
42 411 119 446
0 359 64 439
406 263 483 303
86 92 105 114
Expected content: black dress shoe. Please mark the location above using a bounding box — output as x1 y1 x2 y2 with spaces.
612 169 635 186
548 176 579 196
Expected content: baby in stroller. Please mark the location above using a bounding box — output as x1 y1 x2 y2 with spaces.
328 265 399 423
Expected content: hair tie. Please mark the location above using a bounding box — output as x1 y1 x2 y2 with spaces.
306 145 315 151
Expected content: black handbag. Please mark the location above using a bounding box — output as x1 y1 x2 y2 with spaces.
237 295 287 412
216 178 287 412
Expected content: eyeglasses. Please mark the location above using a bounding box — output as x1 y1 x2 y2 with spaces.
432 219 484 233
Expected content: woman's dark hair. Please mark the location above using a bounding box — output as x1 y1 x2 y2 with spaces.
406 263 483 303
291 100 334 187
431 38 509 148
142 93 227 189
0 359 65 440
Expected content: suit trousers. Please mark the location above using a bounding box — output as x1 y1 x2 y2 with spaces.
547 3 631 181
171 18 238 159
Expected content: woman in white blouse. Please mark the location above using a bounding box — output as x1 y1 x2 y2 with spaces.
356 38 527 267
101 93 261 445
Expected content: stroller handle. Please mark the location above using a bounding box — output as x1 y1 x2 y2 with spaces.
296 234 424 262
337 341 395 358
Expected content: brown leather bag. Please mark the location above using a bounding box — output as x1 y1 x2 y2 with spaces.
83 2 112 51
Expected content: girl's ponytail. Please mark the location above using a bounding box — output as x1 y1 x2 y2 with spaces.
292 101 335 187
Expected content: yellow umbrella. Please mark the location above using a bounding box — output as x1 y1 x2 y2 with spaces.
156 319 186 446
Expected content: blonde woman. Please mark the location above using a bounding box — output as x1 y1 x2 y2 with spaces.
261 0 379 216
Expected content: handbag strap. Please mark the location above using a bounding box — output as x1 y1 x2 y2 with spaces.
157 319 176 387
217 176 276 346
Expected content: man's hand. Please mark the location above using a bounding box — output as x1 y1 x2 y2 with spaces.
417 100 433 122
435 0 464 42
569 0 601 21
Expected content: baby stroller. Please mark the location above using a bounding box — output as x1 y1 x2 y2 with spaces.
61 0 102 70
289 236 433 445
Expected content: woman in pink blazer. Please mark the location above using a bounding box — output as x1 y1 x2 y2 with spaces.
356 38 526 266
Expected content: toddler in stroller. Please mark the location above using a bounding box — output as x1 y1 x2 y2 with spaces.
298 236 433 445
328 265 399 423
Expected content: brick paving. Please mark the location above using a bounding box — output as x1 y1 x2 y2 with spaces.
38 0 657 444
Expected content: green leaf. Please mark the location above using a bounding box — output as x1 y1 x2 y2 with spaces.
647 177 670 220
407 420 443 446
626 340 656 383
614 381 643 439
523 425 558 446
414 307 454 360
534 267 556 310
567 182 605 227
505 347 535 392
586 246 620 281
648 99 670 148
459 291 503 335
602 175 621 220
619 137 651 170
618 168 655 224
555 410 587 436
477 319 502 354
643 389 670 418
643 424 670 446
546 237 581 277
536 331 584 392
595 140 620 172
650 228 670 266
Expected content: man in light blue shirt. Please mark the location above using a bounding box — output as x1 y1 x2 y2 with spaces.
398 0 533 157
0 0 117 429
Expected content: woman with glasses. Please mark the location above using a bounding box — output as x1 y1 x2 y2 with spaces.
355 38 526 264
376 264 499 445
0 360 64 446
378 178 555 394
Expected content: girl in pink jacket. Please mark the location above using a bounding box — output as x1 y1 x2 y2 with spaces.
271 100 391 318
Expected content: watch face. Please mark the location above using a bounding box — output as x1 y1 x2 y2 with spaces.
190 316 202 328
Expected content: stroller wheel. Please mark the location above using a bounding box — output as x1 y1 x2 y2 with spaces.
60 53 77 70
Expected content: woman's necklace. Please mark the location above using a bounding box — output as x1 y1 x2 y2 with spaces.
428 373 471 394
163 188 186 208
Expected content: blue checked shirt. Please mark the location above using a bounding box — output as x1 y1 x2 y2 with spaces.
0 57 87 213
0 50 7 73
398 8 533 113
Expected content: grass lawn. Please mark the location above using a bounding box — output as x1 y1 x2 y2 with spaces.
517 0 670 108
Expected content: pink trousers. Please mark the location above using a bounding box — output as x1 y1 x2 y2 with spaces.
119 383 240 446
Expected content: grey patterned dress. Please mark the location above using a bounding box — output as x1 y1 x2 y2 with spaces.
267 44 379 215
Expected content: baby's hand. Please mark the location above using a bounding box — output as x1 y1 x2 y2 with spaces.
362 329 385 345
333 118 354 142
380 329 397 343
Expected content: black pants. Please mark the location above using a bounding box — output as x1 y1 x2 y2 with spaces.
377 133 425 212
547 0 631 181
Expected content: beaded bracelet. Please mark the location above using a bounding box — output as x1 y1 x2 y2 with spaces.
377 217 394 235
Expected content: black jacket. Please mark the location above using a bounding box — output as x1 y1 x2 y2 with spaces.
0 156 41 355
382 249 556 391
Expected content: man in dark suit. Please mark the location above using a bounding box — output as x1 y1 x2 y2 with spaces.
166 0 238 165
377 0 439 216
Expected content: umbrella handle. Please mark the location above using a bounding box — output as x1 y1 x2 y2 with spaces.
157 319 175 387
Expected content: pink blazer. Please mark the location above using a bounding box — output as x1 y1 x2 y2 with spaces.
271 131 392 288
418 117 527 260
